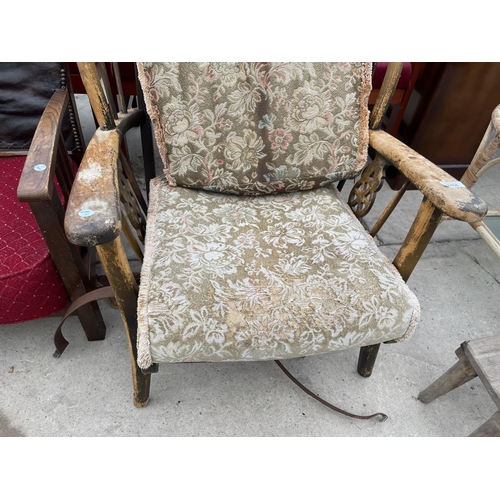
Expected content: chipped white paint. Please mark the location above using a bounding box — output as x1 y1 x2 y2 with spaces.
77 162 105 184
94 129 114 144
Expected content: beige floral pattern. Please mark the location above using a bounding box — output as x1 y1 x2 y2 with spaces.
137 177 420 368
137 62 372 195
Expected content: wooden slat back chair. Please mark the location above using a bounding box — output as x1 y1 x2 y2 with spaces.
415 106 500 436
0 62 105 340
458 104 500 258
64 62 487 408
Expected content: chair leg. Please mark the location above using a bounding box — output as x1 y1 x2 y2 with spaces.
357 344 381 377
29 198 106 342
97 237 151 408
133 369 152 408
469 411 500 437
418 349 477 404
74 301 106 342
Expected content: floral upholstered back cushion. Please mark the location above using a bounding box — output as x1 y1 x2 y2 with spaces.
137 63 372 195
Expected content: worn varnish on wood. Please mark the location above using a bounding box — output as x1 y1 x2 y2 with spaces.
464 336 500 410
17 90 69 202
370 129 488 223
14 87 106 342
64 110 146 247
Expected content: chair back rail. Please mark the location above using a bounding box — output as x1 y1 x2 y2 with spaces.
369 62 403 130
460 104 500 259
77 62 116 130
461 104 500 188
112 62 128 115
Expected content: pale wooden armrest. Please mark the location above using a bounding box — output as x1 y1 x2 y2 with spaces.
64 109 146 247
17 89 69 202
370 129 488 223
64 128 122 246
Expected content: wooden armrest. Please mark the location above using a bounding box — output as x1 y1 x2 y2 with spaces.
65 127 122 246
370 129 488 223
64 109 146 247
17 89 68 202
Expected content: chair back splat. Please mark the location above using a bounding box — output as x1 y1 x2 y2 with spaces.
63 62 487 410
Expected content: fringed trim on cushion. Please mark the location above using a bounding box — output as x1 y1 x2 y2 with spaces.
378 255 421 343
136 63 176 187
136 178 162 370
331 183 421 343
393 296 421 343
355 62 373 174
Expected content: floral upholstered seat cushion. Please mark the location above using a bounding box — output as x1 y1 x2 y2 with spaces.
137 62 372 195
136 177 420 369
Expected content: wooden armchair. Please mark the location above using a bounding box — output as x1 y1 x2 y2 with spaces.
61 62 487 410
458 104 500 258
416 104 500 436
0 62 105 341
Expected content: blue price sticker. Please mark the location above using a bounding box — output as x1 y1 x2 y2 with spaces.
441 181 465 188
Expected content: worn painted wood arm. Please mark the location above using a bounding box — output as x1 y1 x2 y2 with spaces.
64 109 146 247
370 129 488 223
17 89 69 202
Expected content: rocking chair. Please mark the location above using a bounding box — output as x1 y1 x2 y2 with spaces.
61 62 487 409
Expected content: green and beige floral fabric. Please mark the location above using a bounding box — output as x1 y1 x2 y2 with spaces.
137 62 372 195
137 177 420 368
135 63 420 369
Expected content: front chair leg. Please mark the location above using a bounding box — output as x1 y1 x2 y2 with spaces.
97 237 152 408
358 344 381 377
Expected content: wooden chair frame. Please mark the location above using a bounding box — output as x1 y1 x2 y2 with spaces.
459 104 500 258
4 69 107 341
419 336 500 437
416 106 500 437
368 62 422 136
64 62 487 407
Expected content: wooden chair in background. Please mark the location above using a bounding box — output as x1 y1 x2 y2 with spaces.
0 62 106 341
418 104 500 436
419 336 500 437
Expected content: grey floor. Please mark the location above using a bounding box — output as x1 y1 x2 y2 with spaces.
1 95 500 437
